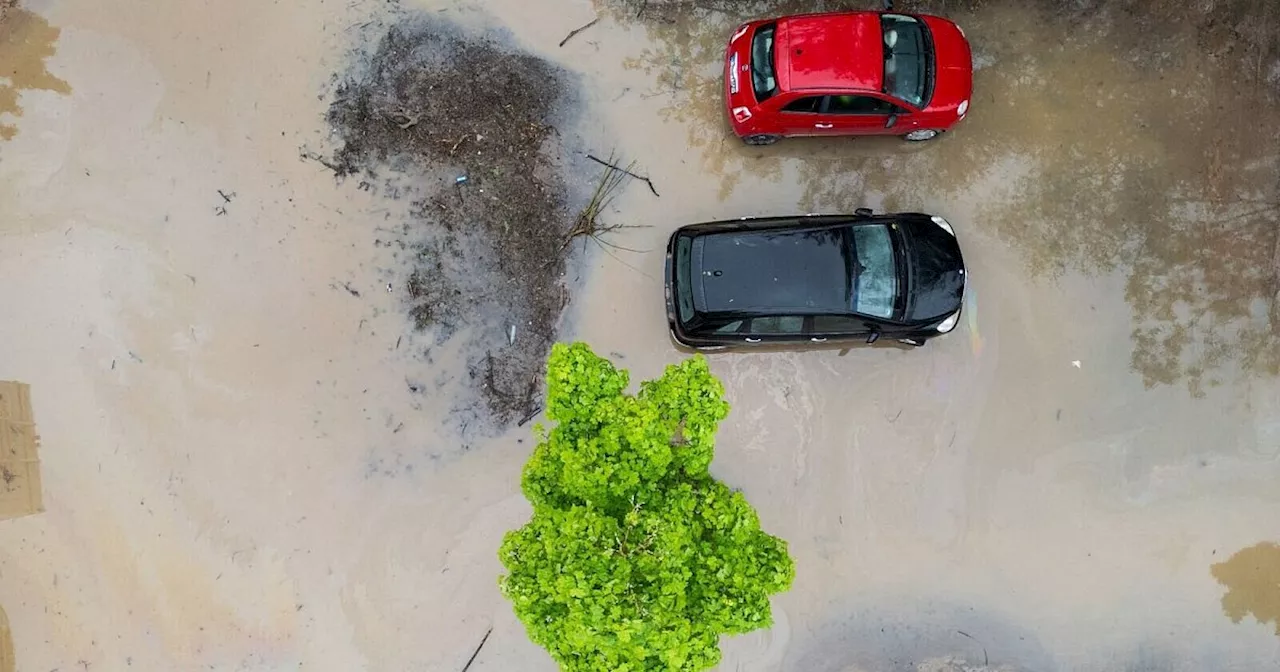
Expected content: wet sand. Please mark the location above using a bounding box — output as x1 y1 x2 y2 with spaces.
1 0 1280 670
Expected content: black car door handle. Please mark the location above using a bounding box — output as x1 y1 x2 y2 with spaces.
745 337 762 343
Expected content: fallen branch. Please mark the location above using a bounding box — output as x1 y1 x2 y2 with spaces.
517 406 543 427
448 135 468 155
956 630 989 667
586 235 656 279
299 149 342 174
561 155 653 276
559 18 599 47
460 627 493 672
387 108 420 130
484 352 516 401
586 153 660 197
563 154 632 250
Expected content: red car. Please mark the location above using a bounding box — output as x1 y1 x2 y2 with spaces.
724 10 973 144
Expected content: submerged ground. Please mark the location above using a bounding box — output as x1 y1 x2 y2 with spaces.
1 0 1279 670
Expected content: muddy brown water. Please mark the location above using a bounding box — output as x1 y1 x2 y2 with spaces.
1 0 1280 670
1212 542 1280 637
0 7 70 141
0 602 11 672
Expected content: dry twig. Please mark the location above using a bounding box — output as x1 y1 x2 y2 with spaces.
956 630 989 667
387 108 420 130
559 18 599 47
299 149 342 173
564 154 647 251
586 153 660 197
460 627 493 672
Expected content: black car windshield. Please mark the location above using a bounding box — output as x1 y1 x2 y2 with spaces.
850 224 898 318
751 24 778 102
881 14 931 108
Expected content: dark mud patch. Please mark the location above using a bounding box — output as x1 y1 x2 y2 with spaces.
327 15 580 428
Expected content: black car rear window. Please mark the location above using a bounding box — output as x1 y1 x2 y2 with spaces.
675 234 695 325
881 14 933 108
751 24 778 102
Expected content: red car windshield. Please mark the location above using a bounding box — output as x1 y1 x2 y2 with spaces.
750 24 778 102
881 14 932 108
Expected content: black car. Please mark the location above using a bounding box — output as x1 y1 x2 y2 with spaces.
664 210 965 350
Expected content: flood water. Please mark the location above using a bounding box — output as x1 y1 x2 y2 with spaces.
1 0 1279 670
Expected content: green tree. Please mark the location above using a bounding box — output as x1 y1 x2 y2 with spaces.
499 342 795 672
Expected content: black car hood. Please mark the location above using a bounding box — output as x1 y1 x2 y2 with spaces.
902 218 965 321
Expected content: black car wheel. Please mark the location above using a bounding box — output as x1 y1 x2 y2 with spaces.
743 134 781 146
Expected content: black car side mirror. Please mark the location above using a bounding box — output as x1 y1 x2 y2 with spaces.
866 330 880 345
885 114 898 129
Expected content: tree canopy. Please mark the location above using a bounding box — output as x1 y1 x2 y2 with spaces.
499 343 795 671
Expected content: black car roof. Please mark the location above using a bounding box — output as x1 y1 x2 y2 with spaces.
692 225 852 315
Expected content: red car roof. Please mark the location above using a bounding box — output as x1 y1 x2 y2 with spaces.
776 12 884 93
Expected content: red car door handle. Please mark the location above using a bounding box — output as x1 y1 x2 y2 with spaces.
814 123 834 129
